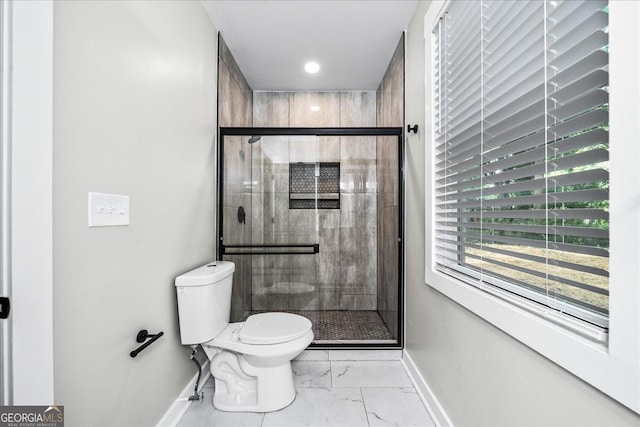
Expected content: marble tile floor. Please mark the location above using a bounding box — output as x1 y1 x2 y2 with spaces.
177 350 434 427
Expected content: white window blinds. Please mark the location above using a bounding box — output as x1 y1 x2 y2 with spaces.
433 0 609 329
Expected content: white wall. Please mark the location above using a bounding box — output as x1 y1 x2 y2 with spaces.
53 1 217 425
404 1 640 425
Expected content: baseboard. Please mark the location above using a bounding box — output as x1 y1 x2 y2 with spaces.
402 350 453 427
157 360 211 427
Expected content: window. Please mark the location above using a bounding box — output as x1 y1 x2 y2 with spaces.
425 0 640 413
433 0 610 330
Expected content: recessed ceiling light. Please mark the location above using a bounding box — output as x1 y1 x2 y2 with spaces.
304 61 320 74
310 105 320 112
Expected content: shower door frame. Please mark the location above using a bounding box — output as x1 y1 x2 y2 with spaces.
217 127 404 349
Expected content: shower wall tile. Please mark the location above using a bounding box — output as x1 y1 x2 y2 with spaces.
289 256 319 310
289 92 340 127
222 200 251 245
252 294 289 311
319 136 340 163
271 164 290 194
376 37 403 128
255 91 378 128
385 43 404 128
219 37 252 99
341 158 377 195
289 255 318 286
228 255 251 321
377 136 399 207
340 294 376 311
263 161 289 195
289 209 317 242
250 141 265 194
242 192 252 245
251 192 264 244
217 62 233 127
251 90 381 314
340 136 376 194
338 244 377 295
218 37 252 128
375 35 403 340
219 35 253 319
218 61 252 127
317 210 340 287
339 91 376 127
339 194 377 296
258 255 290 290
290 136 320 163
223 135 250 194
254 92 290 127
251 254 265 292
377 205 399 338
290 291 320 311
261 136 290 193
263 192 290 244
319 284 341 310
340 193 377 229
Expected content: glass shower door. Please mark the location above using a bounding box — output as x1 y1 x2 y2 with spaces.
220 134 321 321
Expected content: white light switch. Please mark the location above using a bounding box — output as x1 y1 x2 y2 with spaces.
88 192 130 227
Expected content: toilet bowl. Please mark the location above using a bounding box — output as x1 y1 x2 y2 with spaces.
202 313 313 412
175 261 314 412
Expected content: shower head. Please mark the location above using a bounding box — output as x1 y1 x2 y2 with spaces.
248 136 261 144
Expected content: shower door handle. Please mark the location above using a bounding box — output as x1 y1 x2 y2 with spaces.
221 243 320 255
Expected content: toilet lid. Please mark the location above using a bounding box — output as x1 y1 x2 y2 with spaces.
239 313 312 345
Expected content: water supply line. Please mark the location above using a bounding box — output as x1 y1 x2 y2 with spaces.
188 346 204 402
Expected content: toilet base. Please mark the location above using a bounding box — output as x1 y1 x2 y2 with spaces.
201 325 313 413
211 353 296 412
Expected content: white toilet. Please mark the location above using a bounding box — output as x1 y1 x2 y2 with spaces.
175 261 314 412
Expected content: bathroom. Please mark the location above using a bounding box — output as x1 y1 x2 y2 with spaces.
3 0 640 426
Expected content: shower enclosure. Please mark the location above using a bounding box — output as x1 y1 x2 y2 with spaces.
218 127 403 347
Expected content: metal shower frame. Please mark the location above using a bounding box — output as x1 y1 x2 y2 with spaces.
217 126 404 349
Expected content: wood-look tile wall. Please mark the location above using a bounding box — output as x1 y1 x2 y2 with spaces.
251 91 378 312
376 35 404 340
218 35 253 321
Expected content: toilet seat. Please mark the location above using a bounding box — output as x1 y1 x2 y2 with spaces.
240 313 312 345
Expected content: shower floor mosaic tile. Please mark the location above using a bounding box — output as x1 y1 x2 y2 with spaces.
251 310 395 343
177 351 435 427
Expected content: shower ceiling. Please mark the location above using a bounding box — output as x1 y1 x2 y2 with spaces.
202 0 418 91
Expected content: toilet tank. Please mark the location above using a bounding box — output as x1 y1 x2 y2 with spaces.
175 261 235 345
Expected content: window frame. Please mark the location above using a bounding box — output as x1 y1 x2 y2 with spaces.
424 0 640 413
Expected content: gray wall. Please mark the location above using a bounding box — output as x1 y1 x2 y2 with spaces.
376 38 404 340
218 35 254 321
251 92 378 312
404 1 640 425
53 2 217 425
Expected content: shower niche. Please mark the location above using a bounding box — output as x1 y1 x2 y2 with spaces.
218 128 403 347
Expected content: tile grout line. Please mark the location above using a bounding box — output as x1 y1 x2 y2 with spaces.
329 360 333 388
359 387 371 427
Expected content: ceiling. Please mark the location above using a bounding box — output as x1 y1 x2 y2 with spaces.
202 1 418 91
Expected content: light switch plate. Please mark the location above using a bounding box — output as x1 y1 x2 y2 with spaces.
88 192 130 227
